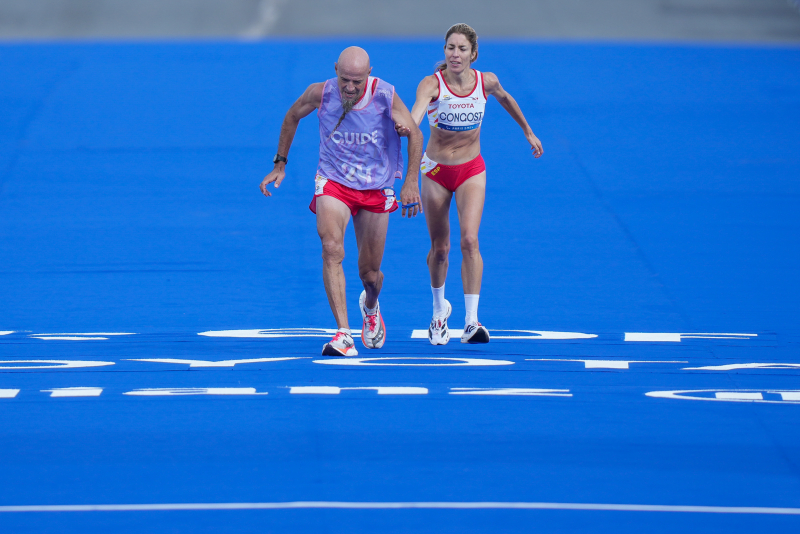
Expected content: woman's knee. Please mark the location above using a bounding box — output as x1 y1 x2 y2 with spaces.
460 234 480 257
430 240 450 263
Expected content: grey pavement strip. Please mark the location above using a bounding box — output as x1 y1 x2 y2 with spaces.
0 0 799 42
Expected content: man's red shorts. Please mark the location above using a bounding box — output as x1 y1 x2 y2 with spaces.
420 153 486 192
309 176 399 216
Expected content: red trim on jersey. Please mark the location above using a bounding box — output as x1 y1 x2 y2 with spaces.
352 77 378 107
440 69 478 98
480 71 487 99
431 72 441 103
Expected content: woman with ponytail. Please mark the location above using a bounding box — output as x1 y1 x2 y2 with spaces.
405 23 543 345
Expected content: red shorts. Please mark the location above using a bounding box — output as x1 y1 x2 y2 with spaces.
420 153 486 192
309 176 399 216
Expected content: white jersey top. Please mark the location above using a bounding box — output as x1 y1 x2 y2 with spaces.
427 69 487 132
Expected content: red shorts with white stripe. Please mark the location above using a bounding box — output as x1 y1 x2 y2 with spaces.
420 153 486 192
309 176 398 216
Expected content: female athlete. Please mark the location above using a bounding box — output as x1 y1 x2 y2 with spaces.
406 23 543 344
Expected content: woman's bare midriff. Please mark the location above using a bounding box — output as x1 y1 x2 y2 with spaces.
425 127 481 166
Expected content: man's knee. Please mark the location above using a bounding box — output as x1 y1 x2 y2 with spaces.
321 239 345 264
360 268 382 288
461 234 480 257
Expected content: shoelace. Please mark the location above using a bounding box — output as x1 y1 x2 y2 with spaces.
333 332 349 343
365 313 378 332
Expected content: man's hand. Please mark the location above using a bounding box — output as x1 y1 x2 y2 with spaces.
260 166 286 197
399 176 423 218
527 131 544 158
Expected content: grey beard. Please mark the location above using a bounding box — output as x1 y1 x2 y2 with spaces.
330 96 356 137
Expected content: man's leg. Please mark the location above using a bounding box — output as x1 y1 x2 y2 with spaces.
353 208 390 309
316 195 352 329
353 208 390 349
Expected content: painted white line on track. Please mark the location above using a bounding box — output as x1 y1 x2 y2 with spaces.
0 360 114 370
411 329 597 340
0 331 13 336
527 359 687 369
314 357 514 367
0 501 799 515
624 333 757 342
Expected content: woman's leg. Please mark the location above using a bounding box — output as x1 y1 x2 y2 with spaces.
422 175 453 290
454 171 486 297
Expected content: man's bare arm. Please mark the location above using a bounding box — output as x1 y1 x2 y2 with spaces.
392 93 424 218
260 83 324 197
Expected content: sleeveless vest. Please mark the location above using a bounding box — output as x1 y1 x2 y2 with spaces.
317 77 403 190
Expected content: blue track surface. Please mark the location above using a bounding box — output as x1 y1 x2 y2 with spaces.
1 40 799 533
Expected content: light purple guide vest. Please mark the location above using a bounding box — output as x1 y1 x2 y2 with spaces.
316 77 404 191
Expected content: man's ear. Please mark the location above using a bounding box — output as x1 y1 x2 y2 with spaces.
334 62 339 75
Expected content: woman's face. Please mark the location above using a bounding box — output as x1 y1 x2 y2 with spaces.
444 33 474 74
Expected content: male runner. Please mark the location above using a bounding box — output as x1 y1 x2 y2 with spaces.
260 46 423 356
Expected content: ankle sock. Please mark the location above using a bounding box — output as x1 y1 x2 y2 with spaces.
432 284 446 317
464 294 480 325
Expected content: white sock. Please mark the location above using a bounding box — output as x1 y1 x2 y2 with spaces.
432 284 446 317
464 294 480 325
337 327 351 336
364 303 378 316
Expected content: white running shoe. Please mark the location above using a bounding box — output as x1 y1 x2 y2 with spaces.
461 322 490 344
321 330 358 356
359 290 386 349
428 299 452 345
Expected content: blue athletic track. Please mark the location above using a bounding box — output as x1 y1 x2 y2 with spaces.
1 39 799 533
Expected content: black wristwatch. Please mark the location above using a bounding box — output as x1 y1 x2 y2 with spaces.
273 154 288 165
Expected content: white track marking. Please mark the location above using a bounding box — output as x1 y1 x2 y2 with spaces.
30 333 136 341
0 331 13 336
625 333 757 342
0 501 798 515
527 359 687 369
0 389 20 398
684 363 800 371
289 387 428 395
314 357 514 367
199 328 361 338
646 389 800 404
125 357 304 368
124 388 265 396
0 360 114 370
450 388 572 397
411 329 596 340
43 387 103 397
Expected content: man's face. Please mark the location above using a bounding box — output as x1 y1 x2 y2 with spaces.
335 62 371 105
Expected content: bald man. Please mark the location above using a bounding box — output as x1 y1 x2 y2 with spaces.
260 47 423 356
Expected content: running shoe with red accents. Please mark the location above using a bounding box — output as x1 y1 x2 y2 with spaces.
460 322 490 344
428 299 452 345
321 330 358 356
359 290 386 349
